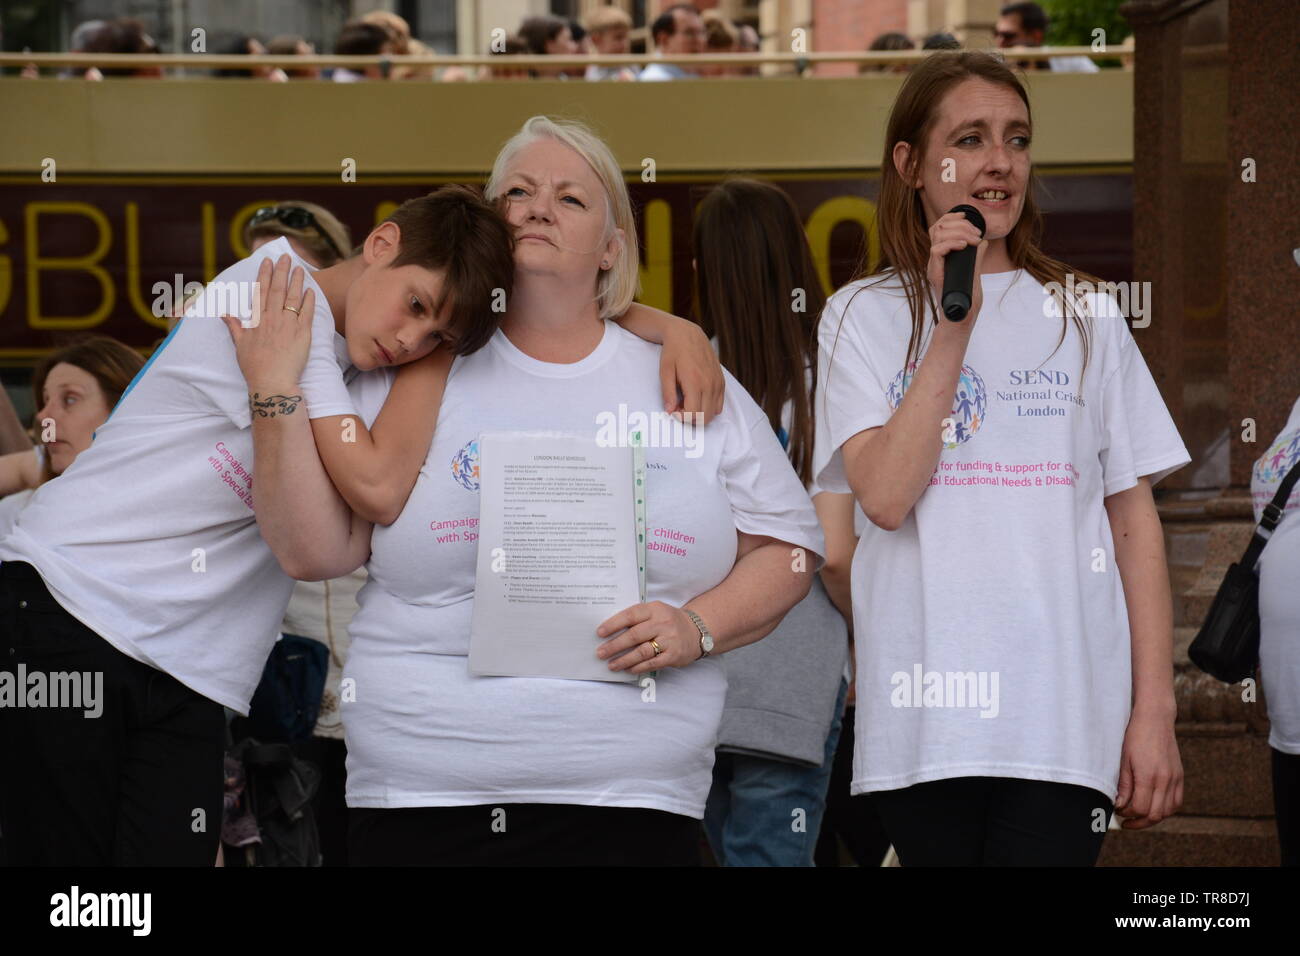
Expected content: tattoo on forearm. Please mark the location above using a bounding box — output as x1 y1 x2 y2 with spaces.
249 392 303 418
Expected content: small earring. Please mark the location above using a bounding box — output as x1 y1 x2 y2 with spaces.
601 260 608 268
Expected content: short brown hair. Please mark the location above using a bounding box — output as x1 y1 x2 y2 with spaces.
381 186 516 357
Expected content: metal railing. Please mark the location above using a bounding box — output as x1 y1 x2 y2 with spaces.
0 46 1124 75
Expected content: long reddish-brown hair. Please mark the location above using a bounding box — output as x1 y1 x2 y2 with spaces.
30 336 144 484
849 51 1099 380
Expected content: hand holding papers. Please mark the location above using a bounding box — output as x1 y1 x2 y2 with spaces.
469 432 642 682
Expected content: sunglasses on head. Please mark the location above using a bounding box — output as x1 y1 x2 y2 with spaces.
249 205 344 260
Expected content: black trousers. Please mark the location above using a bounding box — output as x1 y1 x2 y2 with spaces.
0 561 225 866
291 735 349 867
1273 747 1300 867
350 803 701 866
870 775 1113 866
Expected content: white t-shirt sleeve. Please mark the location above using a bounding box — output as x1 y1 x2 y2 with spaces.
1097 310 1190 496
813 290 894 494
299 283 358 420
719 378 827 569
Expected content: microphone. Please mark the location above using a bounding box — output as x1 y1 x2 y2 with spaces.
940 204 987 321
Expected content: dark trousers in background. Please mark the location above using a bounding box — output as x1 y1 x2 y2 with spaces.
350 803 700 866
1273 747 1300 866
814 704 892 866
292 735 349 866
870 774 1113 866
0 561 224 866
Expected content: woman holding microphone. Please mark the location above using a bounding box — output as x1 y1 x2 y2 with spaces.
815 51 1190 865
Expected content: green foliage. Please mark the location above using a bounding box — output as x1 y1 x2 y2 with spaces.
1041 0 1133 48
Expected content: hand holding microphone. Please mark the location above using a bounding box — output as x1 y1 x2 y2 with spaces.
927 204 988 324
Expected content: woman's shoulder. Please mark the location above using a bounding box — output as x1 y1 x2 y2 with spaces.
825 270 909 313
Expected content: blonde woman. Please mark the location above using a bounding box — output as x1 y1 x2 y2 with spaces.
229 117 825 865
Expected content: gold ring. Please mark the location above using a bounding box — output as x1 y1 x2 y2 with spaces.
283 305 301 315
650 640 662 656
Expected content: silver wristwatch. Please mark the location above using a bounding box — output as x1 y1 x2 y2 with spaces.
685 608 713 659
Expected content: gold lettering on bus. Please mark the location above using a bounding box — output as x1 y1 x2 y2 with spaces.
125 202 171 330
229 199 279 261
638 198 672 312
805 196 880 296
25 201 114 330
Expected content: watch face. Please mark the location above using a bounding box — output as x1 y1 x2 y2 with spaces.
702 632 714 652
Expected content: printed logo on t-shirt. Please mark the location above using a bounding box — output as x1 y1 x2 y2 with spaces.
1253 427 1300 514
450 438 480 492
887 362 987 448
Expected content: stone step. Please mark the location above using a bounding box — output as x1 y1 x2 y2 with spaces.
1173 722 1275 817
1099 815 1278 866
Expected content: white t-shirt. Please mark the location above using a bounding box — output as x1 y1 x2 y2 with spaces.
344 322 825 818
0 238 392 713
0 488 35 540
814 269 1190 797
1252 397 1300 754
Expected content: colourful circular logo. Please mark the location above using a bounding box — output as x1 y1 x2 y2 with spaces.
450 438 480 492
887 361 987 449
1255 427 1300 483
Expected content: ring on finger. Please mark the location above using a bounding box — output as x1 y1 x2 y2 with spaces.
283 305 301 315
650 639 662 657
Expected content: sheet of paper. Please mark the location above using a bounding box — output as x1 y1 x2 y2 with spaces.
469 432 641 682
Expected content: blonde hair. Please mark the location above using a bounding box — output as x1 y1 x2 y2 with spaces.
585 6 632 34
484 116 639 320
362 10 410 52
243 201 352 267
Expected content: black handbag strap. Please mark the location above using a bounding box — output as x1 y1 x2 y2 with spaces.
1242 457 1300 571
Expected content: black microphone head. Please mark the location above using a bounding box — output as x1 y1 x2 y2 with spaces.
948 204 986 237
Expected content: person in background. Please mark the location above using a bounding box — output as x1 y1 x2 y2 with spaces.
517 14 577 78
734 23 761 76
240 202 359 864
214 35 287 81
584 6 637 81
0 387 29 455
0 338 144 539
244 202 350 268
640 3 705 81
994 2 1100 73
333 20 392 82
922 32 961 51
1251 397 1300 866
813 494 894 867
563 20 590 78
693 179 849 866
698 11 737 78
267 34 321 80
81 17 162 79
396 38 438 81
865 31 914 75
362 10 411 56
55 20 106 79
486 35 531 81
